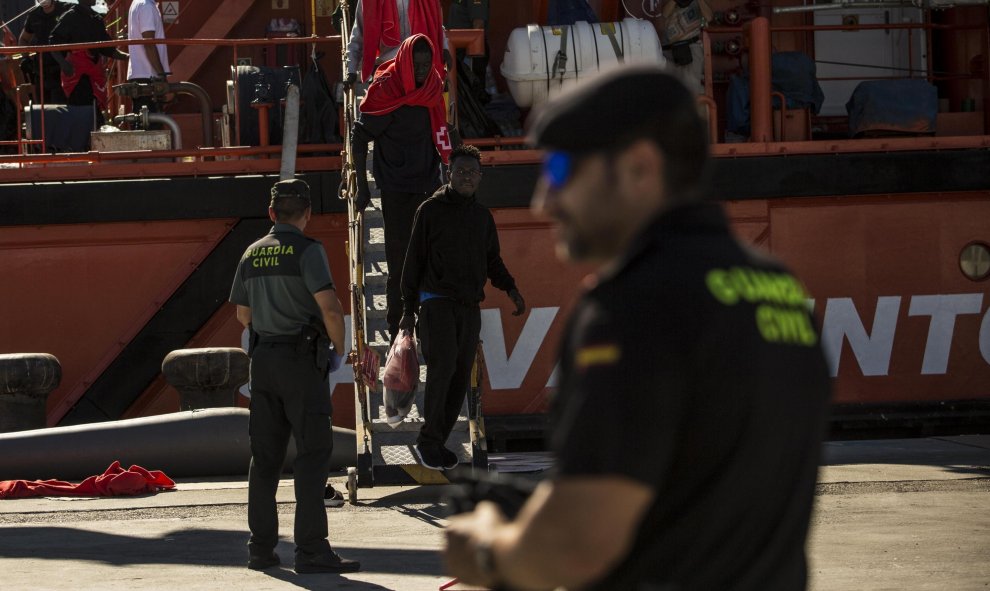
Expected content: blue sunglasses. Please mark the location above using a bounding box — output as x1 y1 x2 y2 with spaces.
542 151 573 190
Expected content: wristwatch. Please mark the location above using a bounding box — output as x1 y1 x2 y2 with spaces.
474 540 498 584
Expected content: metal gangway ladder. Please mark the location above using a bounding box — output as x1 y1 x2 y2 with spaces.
337 2 488 503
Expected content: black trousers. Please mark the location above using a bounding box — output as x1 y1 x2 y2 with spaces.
40 72 67 104
66 74 95 107
381 189 429 341
247 342 334 557
417 298 481 447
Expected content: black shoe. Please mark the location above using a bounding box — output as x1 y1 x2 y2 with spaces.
324 484 345 508
441 447 458 470
412 443 445 470
294 550 361 574
248 551 280 570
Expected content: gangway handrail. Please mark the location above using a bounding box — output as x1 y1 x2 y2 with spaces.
336 0 377 499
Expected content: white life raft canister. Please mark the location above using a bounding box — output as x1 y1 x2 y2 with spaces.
500 18 666 108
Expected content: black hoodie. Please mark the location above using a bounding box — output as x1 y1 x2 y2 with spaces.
401 185 517 316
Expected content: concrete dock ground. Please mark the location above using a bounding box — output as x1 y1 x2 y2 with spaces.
1 435 988 591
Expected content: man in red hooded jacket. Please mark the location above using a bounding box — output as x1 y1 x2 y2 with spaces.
351 34 455 342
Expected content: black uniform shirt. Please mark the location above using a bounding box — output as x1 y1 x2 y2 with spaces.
49 5 117 59
24 2 70 67
229 223 335 337
400 185 516 315
551 202 831 590
355 105 442 194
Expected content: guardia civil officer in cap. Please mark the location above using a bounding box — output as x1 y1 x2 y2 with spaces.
443 66 831 590
229 179 360 574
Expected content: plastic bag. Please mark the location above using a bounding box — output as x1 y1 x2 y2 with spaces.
383 329 419 425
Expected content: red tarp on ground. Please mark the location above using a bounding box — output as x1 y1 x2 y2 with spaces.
0 461 175 499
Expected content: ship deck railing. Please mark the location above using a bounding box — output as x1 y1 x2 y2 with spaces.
0 18 987 185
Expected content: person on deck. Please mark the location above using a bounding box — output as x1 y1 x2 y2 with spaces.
49 0 128 114
399 144 525 470
18 0 70 104
344 0 448 87
442 66 832 591
351 33 455 343
126 0 170 114
660 0 712 96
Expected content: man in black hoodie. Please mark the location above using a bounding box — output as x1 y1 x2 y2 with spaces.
49 0 128 114
399 144 526 470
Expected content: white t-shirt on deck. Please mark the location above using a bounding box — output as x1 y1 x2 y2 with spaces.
127 0 170 79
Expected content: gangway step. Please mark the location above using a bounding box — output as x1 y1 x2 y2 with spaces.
376 431 472 465
365 308 387 321
364 274 387 287
369 416 469 434
365 384 469 433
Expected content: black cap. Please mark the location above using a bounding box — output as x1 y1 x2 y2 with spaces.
270 179 311 203
528 65 696 154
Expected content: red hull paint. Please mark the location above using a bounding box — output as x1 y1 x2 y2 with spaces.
1 219 236 425
2 194 987 430
771 193 990 404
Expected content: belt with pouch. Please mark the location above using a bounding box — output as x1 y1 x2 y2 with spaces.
255 327 328 371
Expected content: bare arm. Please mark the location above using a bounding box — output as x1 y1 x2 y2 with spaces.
313 288 346 355
236 305 252 328
19 30 34 46
50 50 71 74
141 30 166 76
444 476 654 590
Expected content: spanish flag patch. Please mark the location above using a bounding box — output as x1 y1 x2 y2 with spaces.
575 344 621 369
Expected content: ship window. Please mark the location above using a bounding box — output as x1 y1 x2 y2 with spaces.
959 242 990 282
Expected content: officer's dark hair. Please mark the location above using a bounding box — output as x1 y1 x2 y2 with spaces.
449 144 481 166
528 66 709 202
270 179 312 221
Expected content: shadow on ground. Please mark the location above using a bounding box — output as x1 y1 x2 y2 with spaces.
821 437 990 478
0 526 442 584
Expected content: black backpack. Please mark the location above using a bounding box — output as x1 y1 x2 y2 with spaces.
299 53 340 144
